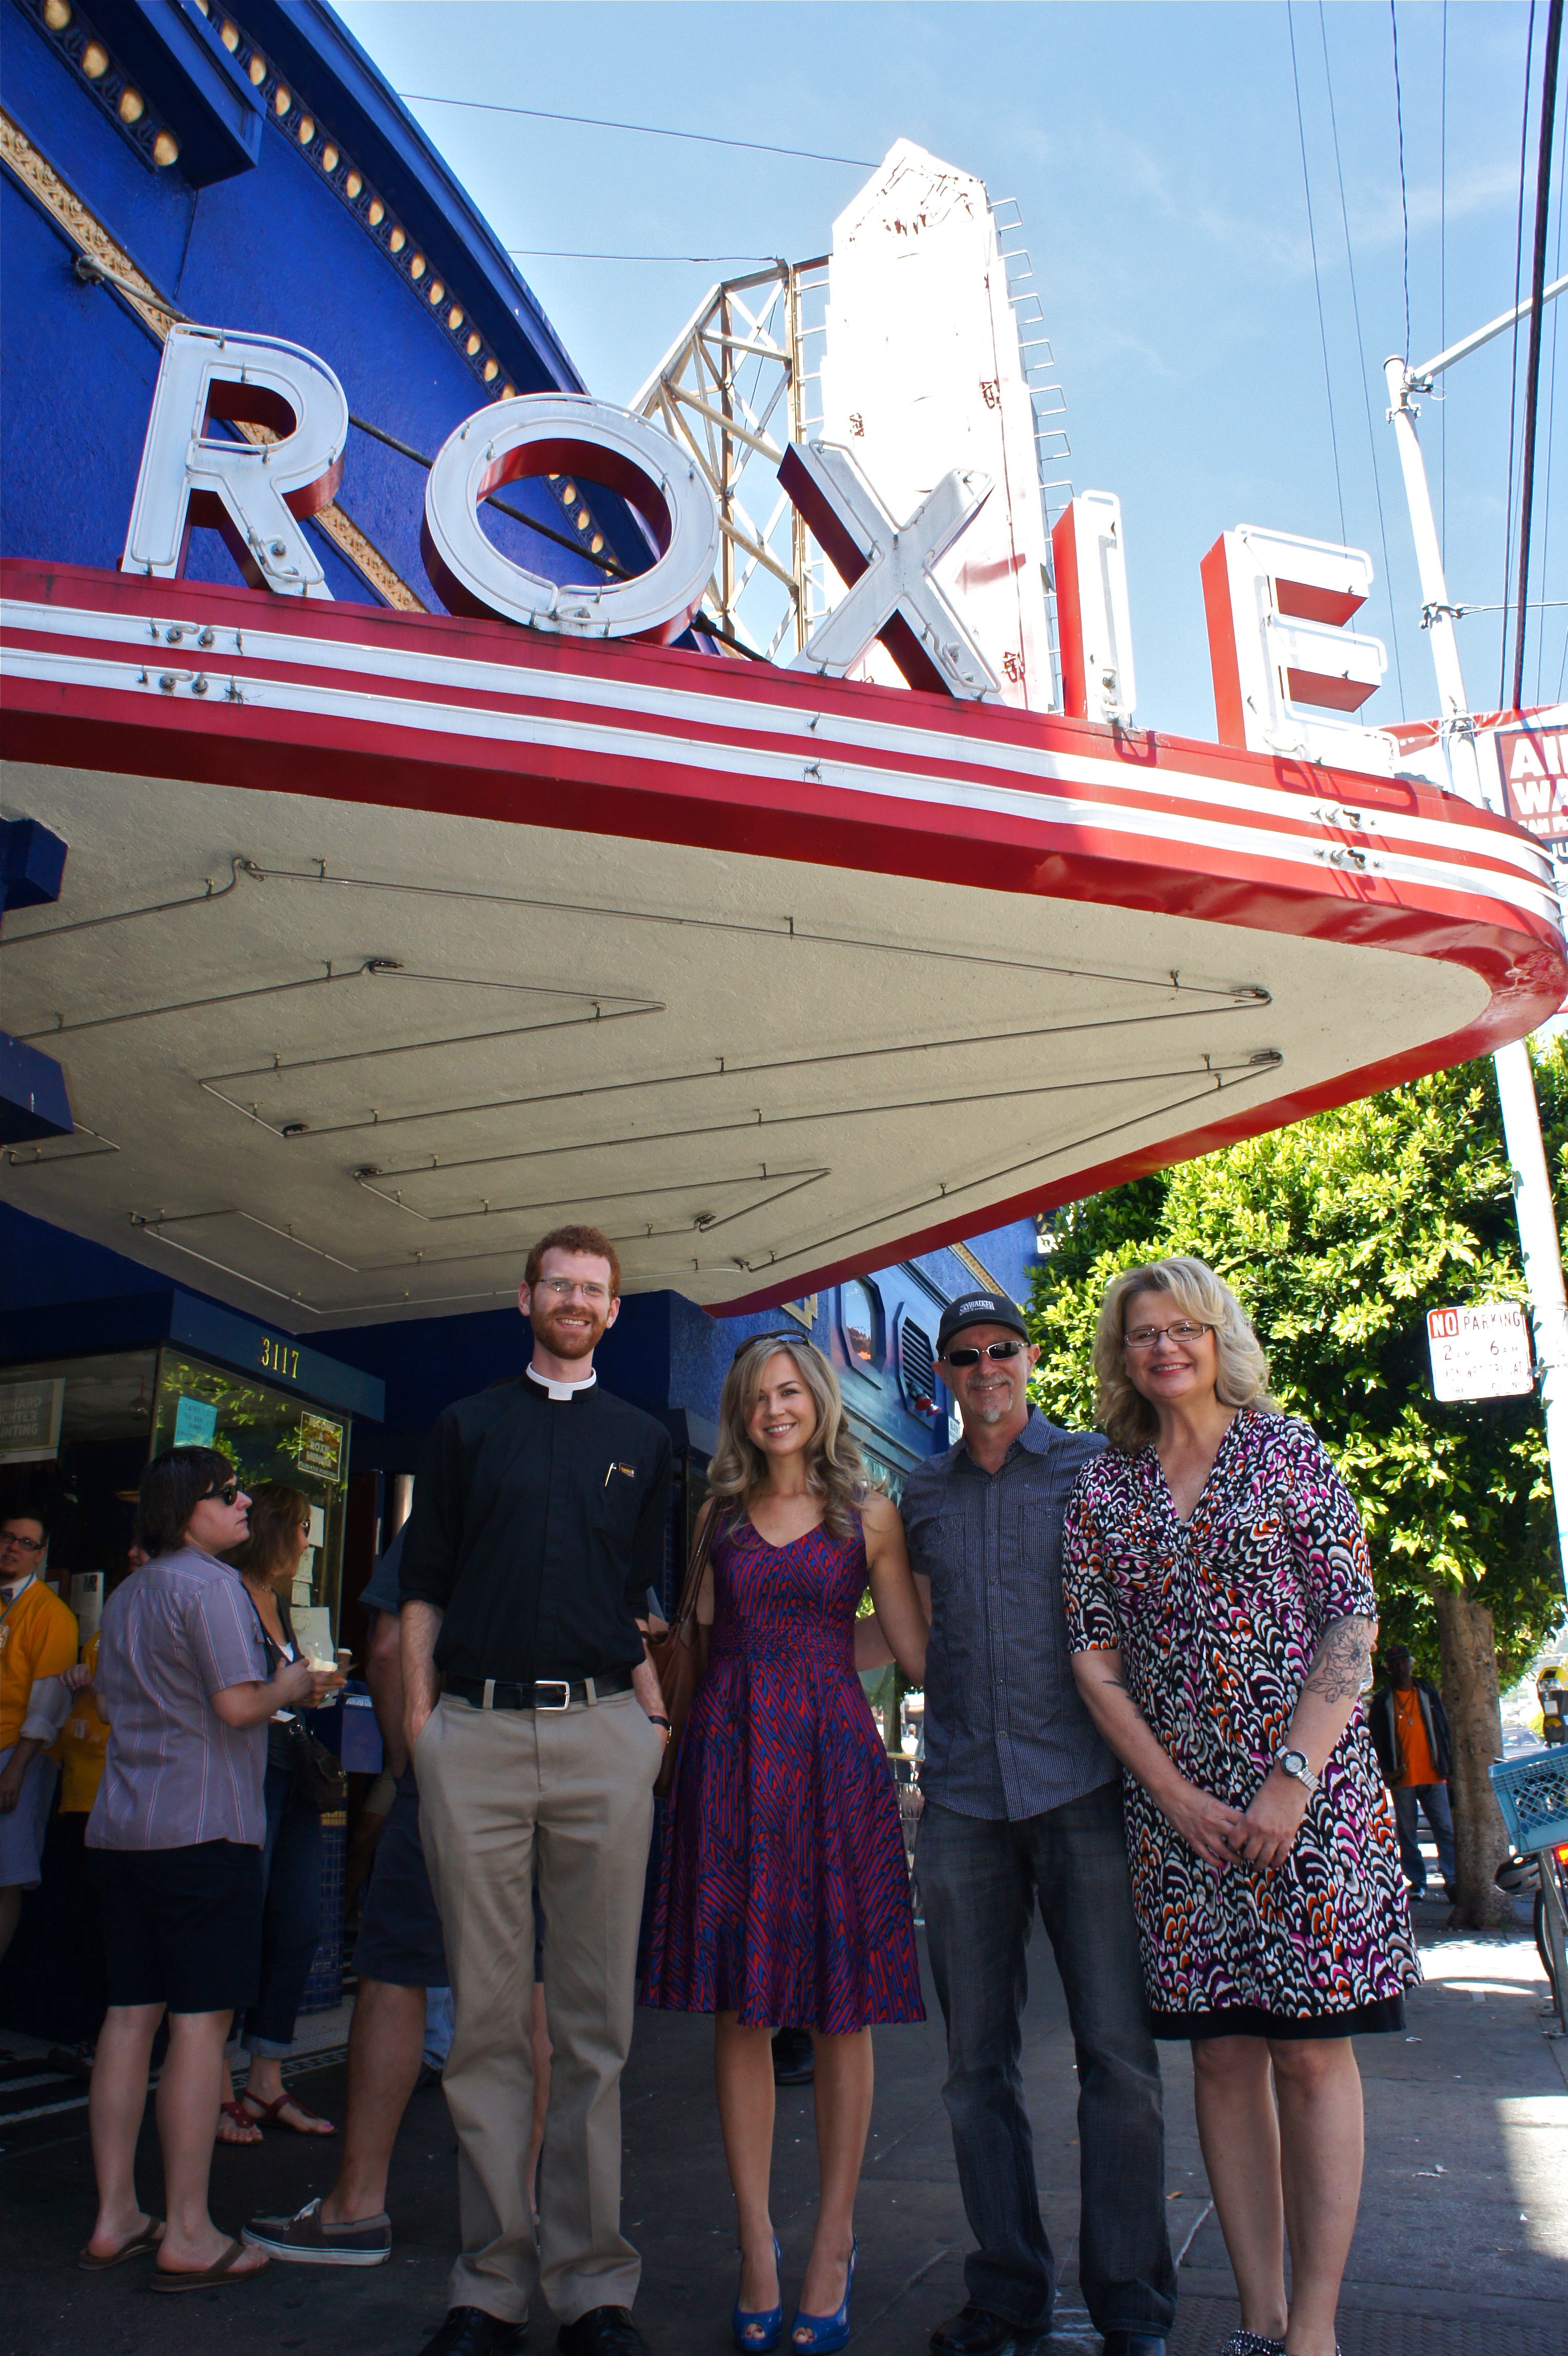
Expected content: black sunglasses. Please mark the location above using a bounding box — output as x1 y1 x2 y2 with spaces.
204 1482 241 1507
940 1339 1027 1368
732 1330 814 1362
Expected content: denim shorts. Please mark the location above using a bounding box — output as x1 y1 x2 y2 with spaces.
355 1777 448 1990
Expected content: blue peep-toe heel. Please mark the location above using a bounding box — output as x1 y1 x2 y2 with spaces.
732 2234 783 2353
789 2237 857 2354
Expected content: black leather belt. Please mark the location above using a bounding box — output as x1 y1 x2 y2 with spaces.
445 1669 635 1712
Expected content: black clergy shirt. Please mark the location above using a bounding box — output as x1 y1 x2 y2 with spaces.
397 1372 672 1687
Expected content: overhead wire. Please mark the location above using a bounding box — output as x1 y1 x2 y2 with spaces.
1441 0 1448 560
507 249 778 264
1287 2 1347 539
1316 1 1407 709
1536 43 1567 700
1390 0 1411 361
1500 1 1539 705
1512 0 1564 712
399 94 874 169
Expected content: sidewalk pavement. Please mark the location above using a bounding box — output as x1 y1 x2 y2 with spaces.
3 1901 1565 2356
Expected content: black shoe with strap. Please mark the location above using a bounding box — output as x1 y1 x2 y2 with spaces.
416 2308 527 2356
929 2308 1048 2356
557 2309 647 2356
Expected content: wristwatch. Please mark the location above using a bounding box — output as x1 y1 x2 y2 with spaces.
1276 1747 1319 1794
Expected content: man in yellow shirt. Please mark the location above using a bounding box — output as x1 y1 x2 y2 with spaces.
0 1508 80 1963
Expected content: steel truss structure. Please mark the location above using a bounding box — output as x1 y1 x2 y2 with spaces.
631 197 1072 678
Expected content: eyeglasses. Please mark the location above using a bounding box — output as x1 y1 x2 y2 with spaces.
732 1330 812 1362
941 1340 1026 1367
0 1529 44 1553
534 1277 612 1305
203 1483 242 1507
1123 1321 1211 1350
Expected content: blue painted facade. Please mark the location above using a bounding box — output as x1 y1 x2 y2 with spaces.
0 0 1040 1599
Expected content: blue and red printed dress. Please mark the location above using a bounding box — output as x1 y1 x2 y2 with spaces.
642 1513 924 2033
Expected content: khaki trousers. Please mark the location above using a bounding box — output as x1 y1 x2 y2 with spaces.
415 1687 660 2324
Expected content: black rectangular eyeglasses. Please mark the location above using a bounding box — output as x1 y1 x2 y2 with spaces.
941 1340 1026 1367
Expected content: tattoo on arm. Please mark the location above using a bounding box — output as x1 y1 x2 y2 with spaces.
1302 1615 1374 1706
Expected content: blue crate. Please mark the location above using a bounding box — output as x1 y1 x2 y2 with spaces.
1489 1748 1568 1853
299 1809 347 2015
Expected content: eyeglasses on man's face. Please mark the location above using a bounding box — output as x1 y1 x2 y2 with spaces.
534 1277 612 1305
940 1340 1026 1368
0 1528 44 1554
1123 1321 1212 1351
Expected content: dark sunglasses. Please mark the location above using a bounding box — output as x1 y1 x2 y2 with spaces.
204 1482 241 1507
940 1339 1027 1368
732 1330 814 1362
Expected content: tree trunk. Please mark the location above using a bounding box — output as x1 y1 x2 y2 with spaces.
1435 1581 1512 1928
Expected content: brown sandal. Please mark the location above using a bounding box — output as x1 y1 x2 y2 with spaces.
217 2098 263 2143
239 2089 337 2135
78 2216 164 2269
148 2236 266 2292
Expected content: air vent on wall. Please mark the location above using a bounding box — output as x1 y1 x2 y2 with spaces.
900 1317 935 1412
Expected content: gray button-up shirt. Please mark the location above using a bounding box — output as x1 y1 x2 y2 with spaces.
901 1407 1116 1821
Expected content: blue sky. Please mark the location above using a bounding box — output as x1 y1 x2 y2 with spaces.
338 1 1565 742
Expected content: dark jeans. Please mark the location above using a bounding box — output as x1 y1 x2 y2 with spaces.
916 1782 1176 2338
1393 1781 1455 1895
237 1760 323 2056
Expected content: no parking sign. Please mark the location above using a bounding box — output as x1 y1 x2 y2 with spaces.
1425 1303 1535 1402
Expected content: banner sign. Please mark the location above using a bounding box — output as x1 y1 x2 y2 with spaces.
1425 1302 1534 1402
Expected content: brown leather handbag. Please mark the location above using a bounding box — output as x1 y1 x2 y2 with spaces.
648 1503 719 1798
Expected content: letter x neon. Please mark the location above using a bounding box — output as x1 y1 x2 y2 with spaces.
778 442 1001 701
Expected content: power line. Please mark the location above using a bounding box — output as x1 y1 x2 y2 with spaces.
1513 0 1564 712
1389 0 1411 361
1441 0 1448 560
1287 2 1347 539
400 93 874 169
1316 1 1407 709
1501 2 1539 705
507 250 778 264
1540 73 1567 700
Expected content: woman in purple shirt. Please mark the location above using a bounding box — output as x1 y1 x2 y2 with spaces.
80 1447 331 2290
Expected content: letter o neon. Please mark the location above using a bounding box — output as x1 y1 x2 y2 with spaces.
421 395 720 643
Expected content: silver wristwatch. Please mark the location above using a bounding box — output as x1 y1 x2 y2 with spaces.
1276 1746 1319 1794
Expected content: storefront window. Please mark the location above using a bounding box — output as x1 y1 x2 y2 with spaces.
149 1349 350 1646
0 1352 159 1628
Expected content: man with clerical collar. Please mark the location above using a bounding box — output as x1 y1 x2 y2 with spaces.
399 1225 671 2356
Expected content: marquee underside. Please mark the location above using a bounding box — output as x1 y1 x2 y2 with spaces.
2 562 1561 1323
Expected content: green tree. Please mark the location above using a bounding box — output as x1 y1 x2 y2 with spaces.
1027 1046 1568 1926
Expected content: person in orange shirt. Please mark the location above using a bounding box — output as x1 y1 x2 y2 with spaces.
1368 1645 1456 1902
0 1506 81 1963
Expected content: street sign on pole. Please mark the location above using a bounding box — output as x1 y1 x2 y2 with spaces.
1426 1304 1535 1402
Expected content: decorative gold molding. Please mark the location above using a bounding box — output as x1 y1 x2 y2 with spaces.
0 107 424 612
950 1240 1009 1297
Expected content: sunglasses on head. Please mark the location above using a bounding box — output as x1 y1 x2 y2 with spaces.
204 1482 241 1507
732 1329 813 1362
941 1339 1026 1367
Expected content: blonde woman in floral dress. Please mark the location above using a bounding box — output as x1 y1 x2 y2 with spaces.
1062 1259 1416 2356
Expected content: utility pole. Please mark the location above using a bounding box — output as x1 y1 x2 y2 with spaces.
1384 273 1568 1602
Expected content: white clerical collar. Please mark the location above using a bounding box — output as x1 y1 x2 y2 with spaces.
0 1570 36 1606
527 1363 598 1403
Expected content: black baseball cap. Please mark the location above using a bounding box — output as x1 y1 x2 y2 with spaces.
936 1292 1030 1355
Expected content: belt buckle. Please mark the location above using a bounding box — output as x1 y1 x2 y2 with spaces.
535 1679 572 1713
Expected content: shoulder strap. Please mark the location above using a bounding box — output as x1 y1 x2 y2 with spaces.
671 1499 721 1628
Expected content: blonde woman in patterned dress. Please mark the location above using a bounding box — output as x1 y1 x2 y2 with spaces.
1061 1259 1417 2356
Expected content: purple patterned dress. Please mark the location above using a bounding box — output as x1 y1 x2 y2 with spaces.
642 1514 924 2033
1062 1408 1418 2036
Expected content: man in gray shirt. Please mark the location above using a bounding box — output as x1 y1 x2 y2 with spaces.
901 1292 1174 2356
